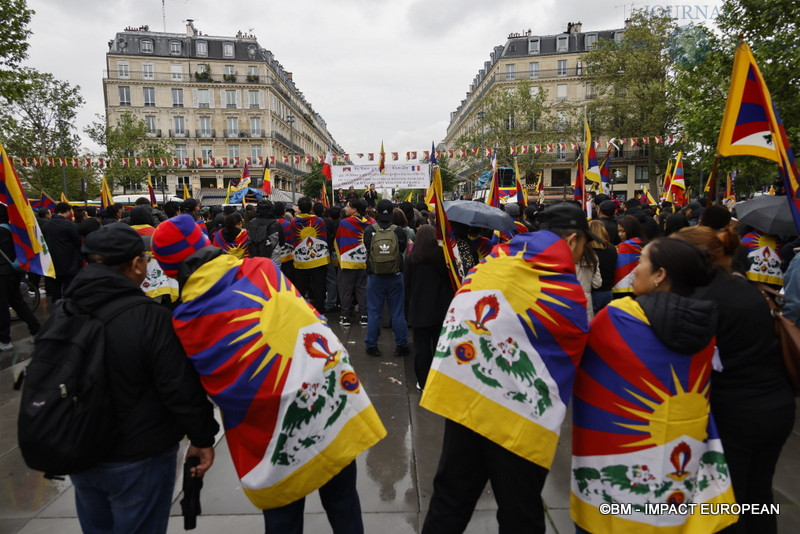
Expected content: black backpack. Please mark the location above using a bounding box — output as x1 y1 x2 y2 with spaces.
248 218 282 260
16 295 152 477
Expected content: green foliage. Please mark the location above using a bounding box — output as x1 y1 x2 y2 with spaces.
584 12 678 192
0 0 33 102
299 160 327 202
86 111 177 193
0 68 94 199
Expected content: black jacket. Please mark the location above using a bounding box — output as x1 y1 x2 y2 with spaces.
595 216 621 246
65 264 219 461
637 291 717 354
363 220 407 274
594 245 617 291
42 215 82 277
405 254 454 327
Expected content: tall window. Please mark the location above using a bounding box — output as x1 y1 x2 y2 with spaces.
119 86 131 106
557 35 568 52
169 41 181 55
143 87 155 106
117 62 129 79
171 64 182 81
576 60 583 75
557 84 567 101
557 60 567 76
248 90 259 108
225 90 237 108
199 116 211 135
201 145 213 164
172 88 183 107
228 145 239 160
140 40 153 53
197 89 210 108
144 115 157 132
585 33 598 50
251 145 262 162
175 144 187 160
223 43 234 57
173 116 185 134
248 66 258 77
505 114 514 131
142 63 154 80
529 62 539 79
557 111 567 130
227 117 239 136
528 38 540 54
505 64 516 81
225 65 235 76
556 141 566 161
250 116 261 135
585 82 595 99
196 41 207 56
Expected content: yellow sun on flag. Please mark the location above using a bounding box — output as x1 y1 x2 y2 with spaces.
300 225 318 240
228 269 317 388
615 366 709 448
465 245 572 337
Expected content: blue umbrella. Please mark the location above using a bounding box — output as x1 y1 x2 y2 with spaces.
443 200 516 234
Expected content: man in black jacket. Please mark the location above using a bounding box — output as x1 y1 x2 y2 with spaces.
247 199 284 267
363 199 408 357
41 202 82 302
67 224 219 534
0 205 40 351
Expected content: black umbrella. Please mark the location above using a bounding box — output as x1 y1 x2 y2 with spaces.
734 195 798 235
443 200 516 233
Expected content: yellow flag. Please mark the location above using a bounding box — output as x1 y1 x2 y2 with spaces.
183 184 191 200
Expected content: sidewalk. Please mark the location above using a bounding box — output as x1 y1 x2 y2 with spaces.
1 305 798 533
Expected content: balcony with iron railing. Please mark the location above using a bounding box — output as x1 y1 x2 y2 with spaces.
271 130 304 154
103 70 274 84
169 129 190 138
145 129 162 138
195 129 216 138
223 129 268 138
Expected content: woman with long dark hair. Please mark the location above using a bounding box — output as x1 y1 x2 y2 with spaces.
572 238 738 533
212 212 249 259
675 226 795 534
588 220 617 315
404 224 454 389
612 214 646 298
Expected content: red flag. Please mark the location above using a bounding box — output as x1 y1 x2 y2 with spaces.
322 147 332 181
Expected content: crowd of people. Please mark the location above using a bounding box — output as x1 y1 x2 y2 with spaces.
4 188 797 533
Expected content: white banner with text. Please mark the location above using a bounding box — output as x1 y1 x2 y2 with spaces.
332 164 430 189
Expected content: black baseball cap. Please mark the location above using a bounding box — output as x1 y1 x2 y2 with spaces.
537 203 602 243
82 223 145 265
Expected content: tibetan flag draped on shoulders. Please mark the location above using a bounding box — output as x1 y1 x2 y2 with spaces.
212 228 250 259
279 218 294 264
571 297 736 533
717 40 800 232
172 254 385 509
420 231 589 468
612 238 643 294
0 143 55 277
335 215 370 269
742 230 783 286
291 214 329 269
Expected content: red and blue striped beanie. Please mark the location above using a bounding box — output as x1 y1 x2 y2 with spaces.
151 214 211 278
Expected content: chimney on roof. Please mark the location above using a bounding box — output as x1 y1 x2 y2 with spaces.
571 22 582 33
186 19 197 37
625 18 632 28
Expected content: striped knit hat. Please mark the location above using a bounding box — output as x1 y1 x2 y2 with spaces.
151 214 211 278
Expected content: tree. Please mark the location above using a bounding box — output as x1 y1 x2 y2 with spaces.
0 0 34 101
584 12 679 193
86 111 178 194
0 68 94 199
453 80 575 185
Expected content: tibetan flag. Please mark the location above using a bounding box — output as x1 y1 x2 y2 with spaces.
147 173 157 205
30 193 56 212
486 151 500 208
571 297 736 533
183 184 191 200
334 215 371 269
669 152 687 207
704 168 717 202
100 175 113 208
378 141 385 174
660 160 673 202
573 160 585 203
642 186 657 206
612 238 644 294
212 228 250 260
716 39 800 233
171 254 385 509
320 180 330 208
262 162 272 195
421 231 589 468
513 157 526 207
233 164 251 192
585 121 601 184
742 230 783 286
322 147 332 181
60 192 69 203
290 214 329 269
426 166 462 290
600 149 612 195
725 172 736 206
0 143 55 277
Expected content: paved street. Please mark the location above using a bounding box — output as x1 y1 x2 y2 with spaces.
1 301 799 533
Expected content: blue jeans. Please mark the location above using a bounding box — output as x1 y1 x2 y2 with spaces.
70 445 178 534
365 273 408 348
263 461 363 534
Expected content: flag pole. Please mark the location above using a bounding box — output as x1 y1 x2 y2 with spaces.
707 156 721 204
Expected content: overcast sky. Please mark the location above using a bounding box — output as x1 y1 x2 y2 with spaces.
23 0 722 160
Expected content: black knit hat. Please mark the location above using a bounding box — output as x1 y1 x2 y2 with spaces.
82 223 144 265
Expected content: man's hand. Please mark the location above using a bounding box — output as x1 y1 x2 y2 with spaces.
186 445 214 478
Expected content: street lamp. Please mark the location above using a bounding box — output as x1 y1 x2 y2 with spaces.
287 113 296 203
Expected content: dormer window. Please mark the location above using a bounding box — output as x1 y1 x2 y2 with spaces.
557 35 569 52
528 38 540 55
140 39 153 53
223 42 235 58
585 33 598 50
614 30 625 43
196 40 208 56
169 40 182 55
